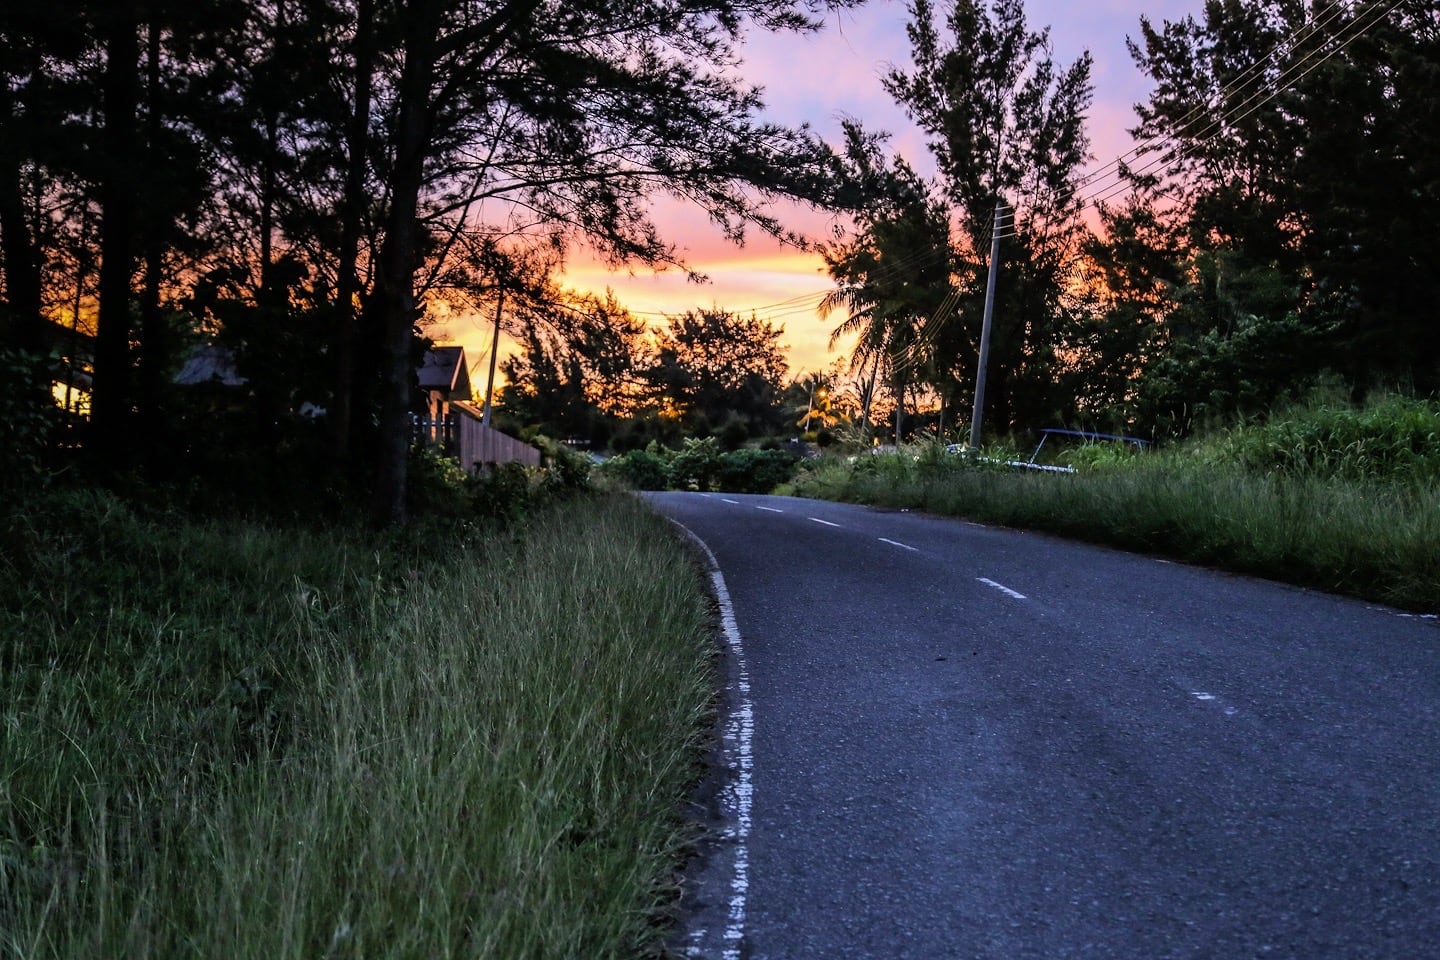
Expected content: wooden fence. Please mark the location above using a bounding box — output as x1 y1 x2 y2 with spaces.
451 401 541 472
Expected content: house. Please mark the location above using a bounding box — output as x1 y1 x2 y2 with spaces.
415 345 471 427
171 340 537 469
414 346 540 471
174 343 247 387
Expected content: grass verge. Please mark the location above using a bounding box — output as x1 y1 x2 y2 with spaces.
793 447 1440 613
1 490 713 959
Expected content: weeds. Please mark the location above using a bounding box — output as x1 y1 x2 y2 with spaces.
794 417 1440 612
1208 393 1440 485
601 438 799 493
0 491 712 958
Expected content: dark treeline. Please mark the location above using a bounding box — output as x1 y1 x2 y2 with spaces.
0 0 866 522
5 0 1439 520
497 294 792 452
824 0 1440 443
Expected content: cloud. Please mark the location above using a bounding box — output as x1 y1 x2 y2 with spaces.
478 1 1205 379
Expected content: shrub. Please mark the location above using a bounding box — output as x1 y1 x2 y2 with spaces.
0 348 59 489
406 445 472 518
666 436 723 490
1214 393 1440 485
1060 440 1146 472
716 448 798 493
603 447 671 490
717 416 750 451
531 435 593 494
468 461 540 524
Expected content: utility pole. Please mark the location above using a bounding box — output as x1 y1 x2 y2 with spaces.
969 198 1005 449
481 278 505 426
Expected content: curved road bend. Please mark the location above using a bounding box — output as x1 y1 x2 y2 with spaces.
646 491 1440 960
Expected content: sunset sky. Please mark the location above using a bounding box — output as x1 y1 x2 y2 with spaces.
435 0 1200 386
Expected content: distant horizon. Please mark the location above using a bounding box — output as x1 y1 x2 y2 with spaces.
434 0 1200 389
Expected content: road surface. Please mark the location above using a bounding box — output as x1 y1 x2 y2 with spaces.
647 492 1440 960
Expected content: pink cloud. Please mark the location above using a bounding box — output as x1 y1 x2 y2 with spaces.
448 2 1206 388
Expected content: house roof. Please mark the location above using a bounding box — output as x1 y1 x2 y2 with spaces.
417 345 471 396
174 344 247 386
172 342 472 399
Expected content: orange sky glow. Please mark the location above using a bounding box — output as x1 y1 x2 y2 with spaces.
430 1 1200 392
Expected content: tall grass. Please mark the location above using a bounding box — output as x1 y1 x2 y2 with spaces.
1206 393 1440 484
793 432 1440 612
1 491 713 958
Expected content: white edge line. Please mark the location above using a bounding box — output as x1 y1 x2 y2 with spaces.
670 521 753 960
878 537 920 552
976 577 1027 600
809 517 841 527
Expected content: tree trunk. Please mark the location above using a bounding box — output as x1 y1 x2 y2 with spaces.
893 374 907 446
90 0 141 470
333 0 374 472
138 19 168 467
369 0 443 527
0 78 44 354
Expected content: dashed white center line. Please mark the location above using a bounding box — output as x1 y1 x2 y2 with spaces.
756 506 785 513
977 577 1027 600
809 517 841 527
721 498 741 504
878 537 919 552
1190 690 1238 715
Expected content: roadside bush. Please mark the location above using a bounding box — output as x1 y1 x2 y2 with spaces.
407 445 473 518
1060 440 1146 472
603 447 671 490
717 416 750 451
531 435 593 494
600 440 799 493
716 448 798 493
666 436 723 490
468 461 541 524
1213 393 1440 484
0 348 59 489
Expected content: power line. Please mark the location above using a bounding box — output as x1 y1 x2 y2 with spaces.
1071 0 1358 202
569 1 1407 340
1068 0 1404 215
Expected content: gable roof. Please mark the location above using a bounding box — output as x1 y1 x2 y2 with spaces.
174 344 247 386
417 345 471 396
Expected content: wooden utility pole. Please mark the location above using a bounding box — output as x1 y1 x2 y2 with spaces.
481 279 505 426
969 199 1005 449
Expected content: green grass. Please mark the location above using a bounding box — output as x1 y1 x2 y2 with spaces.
793 438 1440 613
1 491 714 958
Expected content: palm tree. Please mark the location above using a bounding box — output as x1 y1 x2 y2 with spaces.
820 196 955 445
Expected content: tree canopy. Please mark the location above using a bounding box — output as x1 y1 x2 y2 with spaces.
7 0 1440 504
0 0 866 518
824 0 1440 444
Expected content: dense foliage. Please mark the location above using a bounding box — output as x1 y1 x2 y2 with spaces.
824 0 1440 445
601 436 800 493
498 304 791 450
0 0 864 522
791 393 1440 610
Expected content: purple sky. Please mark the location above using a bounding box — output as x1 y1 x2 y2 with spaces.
748 1 1198 172
440 0 1202 380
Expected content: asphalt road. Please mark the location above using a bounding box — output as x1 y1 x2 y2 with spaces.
645 492 1440 960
